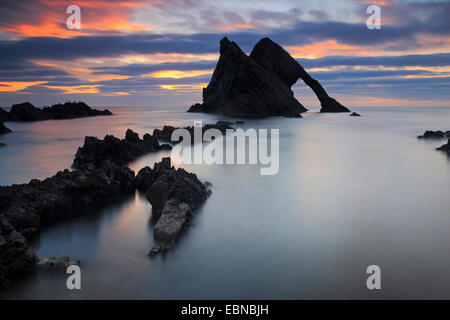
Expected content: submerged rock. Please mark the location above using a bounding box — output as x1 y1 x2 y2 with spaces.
350 112 361 117
437 139 450 153
6 101 112 122
0 122 11 134
188 37 306 117
72 129 168 170
417 130 448 139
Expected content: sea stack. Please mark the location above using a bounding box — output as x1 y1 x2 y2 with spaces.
188 37 349 116
188 37 307 117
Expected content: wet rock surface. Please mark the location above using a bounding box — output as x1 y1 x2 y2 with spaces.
188 37 349 116
37 256 79 271
137 158 210 251
4 101 112 122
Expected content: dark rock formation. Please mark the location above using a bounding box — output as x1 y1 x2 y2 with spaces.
0 108 10 122
188 37 349 116
6 101 112 122
417 130 449 139
188 37 307 117
0 122 11 134
72 129 169 170
0 143 6 148
250 38 349 113
0 160 135 287
136 158 210 250
437 139 450 153
0 220 37 288
350 112 361 117
153 121 235 144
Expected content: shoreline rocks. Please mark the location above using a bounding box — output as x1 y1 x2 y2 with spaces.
437 139 450 153
72 129 171 170
350 112 361 117
188 37 349 116
417 130 450 139
2 101 112 122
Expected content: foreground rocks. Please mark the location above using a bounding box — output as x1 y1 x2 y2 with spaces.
153 121 235 143
1 126 213 286
0 122 11 134
437 139 450 153
72 129 171 170
2 101 112 122
37 256 79 271
136 158 210 251
188 37 349 116
417 130 450 139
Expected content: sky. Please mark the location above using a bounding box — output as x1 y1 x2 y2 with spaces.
0 0 449 108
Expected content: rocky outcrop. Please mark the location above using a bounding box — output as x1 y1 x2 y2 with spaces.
72 129 170 170
250 38 349 113
437 139 450 153
136 158 210 251
417 130 450 139
0 160 135 287
188 37 307 117
153 121 235 143
350 112 361 117
6 101 112 122
188 37 349 116
0 122 11 134
0 219 37 288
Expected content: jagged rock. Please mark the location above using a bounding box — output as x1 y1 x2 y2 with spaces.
189 37 349 116
350 112 361 117
0 220 38 288
138 158 210 250
0 122 11 134
188 37 306 117
437 139 450 153
7 101 112 122
37 256 79 271
418 130 447 139
72 129 170 170
42 101 112 119
250 38 349 113
153 121 235 144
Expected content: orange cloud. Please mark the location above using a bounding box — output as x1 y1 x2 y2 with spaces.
159 83 207 91
144 69 213 79
0 81 47 93
43 84 100 93
286 40 370 59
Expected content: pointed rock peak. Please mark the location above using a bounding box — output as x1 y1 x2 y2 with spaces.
219 36 244 56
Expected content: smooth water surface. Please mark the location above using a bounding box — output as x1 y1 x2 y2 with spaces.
1 106 450 299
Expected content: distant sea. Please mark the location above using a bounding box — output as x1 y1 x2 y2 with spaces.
1 106 450 299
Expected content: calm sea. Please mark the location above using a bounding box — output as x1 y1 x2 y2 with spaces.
1 106 450 299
